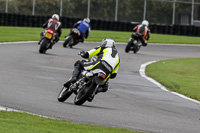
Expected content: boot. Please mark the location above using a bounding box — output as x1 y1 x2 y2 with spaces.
95 82 109 94
63 61 82 87
88 82 109 102
38 38 43 45
38 40 41 45
63 77 77 87
38 32 44 45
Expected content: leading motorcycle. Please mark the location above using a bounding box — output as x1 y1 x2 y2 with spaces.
125 33 143 54
57 57 108 105
39 29 58 54
63 28 83 48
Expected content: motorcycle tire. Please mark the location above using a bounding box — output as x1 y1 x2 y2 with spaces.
133 43 141 54
133 48 138 54
74 80 97 105
57 86 73 102
63 35 73 48
69 41 79 48
125 41 132 53
39 38 48 54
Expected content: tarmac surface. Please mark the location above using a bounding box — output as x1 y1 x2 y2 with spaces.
0 41 200 133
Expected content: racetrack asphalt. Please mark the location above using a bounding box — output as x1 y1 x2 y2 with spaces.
0 41 200 133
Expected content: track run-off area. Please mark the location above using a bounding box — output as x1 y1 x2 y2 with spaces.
0 41 200 133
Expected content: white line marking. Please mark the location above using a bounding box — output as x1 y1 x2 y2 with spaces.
0 106 53 119
0 106 20 111
0 41 199 46
0 41 38 45
139 61 200 104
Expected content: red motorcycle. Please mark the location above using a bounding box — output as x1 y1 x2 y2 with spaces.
39 29 58 54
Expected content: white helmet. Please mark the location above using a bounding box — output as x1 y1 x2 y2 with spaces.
100 38 116 48
52 14 59 21
83 18 90 23
142 20 149 26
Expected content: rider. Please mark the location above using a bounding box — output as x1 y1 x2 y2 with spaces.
132 20 150 46
64 38 120 100
38 14 62 47
73 18 91 43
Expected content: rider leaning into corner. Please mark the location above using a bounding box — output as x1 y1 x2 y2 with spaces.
64 38 120 101
132 20 151 46
38 14 62 47
73 18 91 43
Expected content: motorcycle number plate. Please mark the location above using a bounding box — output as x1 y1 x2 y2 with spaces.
45 32 52 39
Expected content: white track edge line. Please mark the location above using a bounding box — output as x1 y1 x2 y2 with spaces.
0 106 54 119
139 61 200 104
0 41 199 46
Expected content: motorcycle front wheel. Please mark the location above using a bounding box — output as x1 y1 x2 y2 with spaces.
63 35 73 48
74 80 97 105
57 86 73 102
39 38 48 54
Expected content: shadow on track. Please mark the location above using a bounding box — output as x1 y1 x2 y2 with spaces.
58 101 115 111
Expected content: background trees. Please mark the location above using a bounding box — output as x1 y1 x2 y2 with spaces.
0 0 199 25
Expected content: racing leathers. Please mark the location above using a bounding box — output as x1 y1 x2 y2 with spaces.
74 20 90 42
132 24 150 46
39 18 62 45
64 46 120 94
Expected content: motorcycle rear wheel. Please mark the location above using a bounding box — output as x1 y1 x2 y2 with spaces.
39 38 48 54
74 80 97 105
57 86 73 102
125 41 132 53
133 43 141 54
63 35 73 48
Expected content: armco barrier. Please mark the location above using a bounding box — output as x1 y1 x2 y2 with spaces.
0 13 199 37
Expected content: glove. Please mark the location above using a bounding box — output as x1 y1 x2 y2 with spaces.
78 50 86 56
78 50 89 58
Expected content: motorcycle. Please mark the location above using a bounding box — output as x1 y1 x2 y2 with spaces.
63 28 82 48
57 57 108 105
39 29 58 54
125 33 143 54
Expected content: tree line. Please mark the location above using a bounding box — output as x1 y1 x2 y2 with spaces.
0 0 199 25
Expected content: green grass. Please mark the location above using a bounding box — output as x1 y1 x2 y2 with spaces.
149 34 200 44
0 111 142 133
146 58 200 101
0 26 200 44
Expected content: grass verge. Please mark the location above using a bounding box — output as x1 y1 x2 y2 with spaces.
146 58 200 101
0 111 142 133
0 26 200 44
